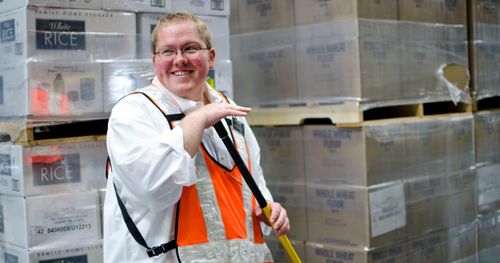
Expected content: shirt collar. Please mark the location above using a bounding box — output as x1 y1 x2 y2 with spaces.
152 77 224 113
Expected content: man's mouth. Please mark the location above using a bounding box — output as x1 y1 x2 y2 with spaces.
172 71 192 76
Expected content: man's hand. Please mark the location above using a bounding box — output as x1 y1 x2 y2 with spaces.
180 102 251 157
255 201 290 236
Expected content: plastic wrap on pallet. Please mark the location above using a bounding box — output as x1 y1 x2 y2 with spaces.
102 0 172 12
0 61 106 118
299 114 475 249
0 140 107 196
475 110 500 165
0 190 101 249
407 221 477 263
0 7 136 63
294 0 398 26
230 0 294 35
0 0 103 13
231 27 298 107
103 0 229 16
102 59 155 113
305 240 407 263
253 126 307 241
478 163 500 214
471 23 500 100
230 19 469 110
304 222 476 263
0 240 103 263
478 210 500 263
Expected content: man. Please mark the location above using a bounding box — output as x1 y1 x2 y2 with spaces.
103 12 289 262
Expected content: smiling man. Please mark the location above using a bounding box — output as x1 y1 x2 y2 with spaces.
103 12 289 262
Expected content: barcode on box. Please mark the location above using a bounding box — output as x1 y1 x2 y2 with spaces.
151 0 165 7
211 0 224 10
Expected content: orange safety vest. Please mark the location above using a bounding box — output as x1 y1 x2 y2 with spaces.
110 85 273 262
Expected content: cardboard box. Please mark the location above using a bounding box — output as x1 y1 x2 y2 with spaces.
472 0 500 24
253 126 304 182
475 110 500 165
267 181 307 240
398 21 442 101
404 117 447 178
264 236 305 263
231 27 297 107
136 13 230 61
0 62 104 117
0 140 107 197
405 171 476 238
295 19 401 104
0 191 100 249
0 7 136 63
478 210 500 262
0 0 102 13
253 126 306 240
303 122 406 186
407 222 477 263
471 23 500 100
0 240 103 263
443 114 474 175
172 0 230 17
306 183 407 248
233 0 294 34
399 0 466 25
294 0 398 26
102 0 172 12
306 241 408 263
478 163 500 213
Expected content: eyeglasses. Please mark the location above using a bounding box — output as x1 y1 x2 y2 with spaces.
154 46 210 61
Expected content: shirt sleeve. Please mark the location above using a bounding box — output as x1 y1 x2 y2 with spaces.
107 94 196 212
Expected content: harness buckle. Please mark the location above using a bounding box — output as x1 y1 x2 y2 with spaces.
146 242 176 257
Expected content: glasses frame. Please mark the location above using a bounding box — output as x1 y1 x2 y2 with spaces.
154 46 210 61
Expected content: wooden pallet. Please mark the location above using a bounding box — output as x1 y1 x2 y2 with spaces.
247 100 472 127
0 118 108 146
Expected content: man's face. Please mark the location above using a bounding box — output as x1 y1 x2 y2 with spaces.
152 21 215 101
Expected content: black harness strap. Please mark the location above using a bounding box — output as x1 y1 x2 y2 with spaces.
107 92 184 258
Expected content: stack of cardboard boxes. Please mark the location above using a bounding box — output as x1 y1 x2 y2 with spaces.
234 0 487 262
0 0 232 262
230 0 469 109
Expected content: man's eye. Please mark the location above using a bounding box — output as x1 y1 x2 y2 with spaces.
184 47 198 53
162 49 175 56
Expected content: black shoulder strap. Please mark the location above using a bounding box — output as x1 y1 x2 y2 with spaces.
107 91 184 258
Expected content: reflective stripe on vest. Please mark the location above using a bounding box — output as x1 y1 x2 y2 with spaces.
135 85 273 262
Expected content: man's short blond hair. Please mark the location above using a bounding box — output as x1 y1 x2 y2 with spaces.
151 12 212 53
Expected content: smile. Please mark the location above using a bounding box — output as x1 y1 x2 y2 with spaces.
172 71 192 76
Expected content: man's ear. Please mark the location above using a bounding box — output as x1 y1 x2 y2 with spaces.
209 48 216 68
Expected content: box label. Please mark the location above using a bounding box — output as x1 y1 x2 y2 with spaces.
151 0 166 7
36 19 86 50
32 154 81 185
211 0 225 10
0 19 15 43
4 253 18 263
0 154 10 176
40 255 88 263
369 183 406 237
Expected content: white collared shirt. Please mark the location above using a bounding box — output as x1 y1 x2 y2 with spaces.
103 77 272 262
